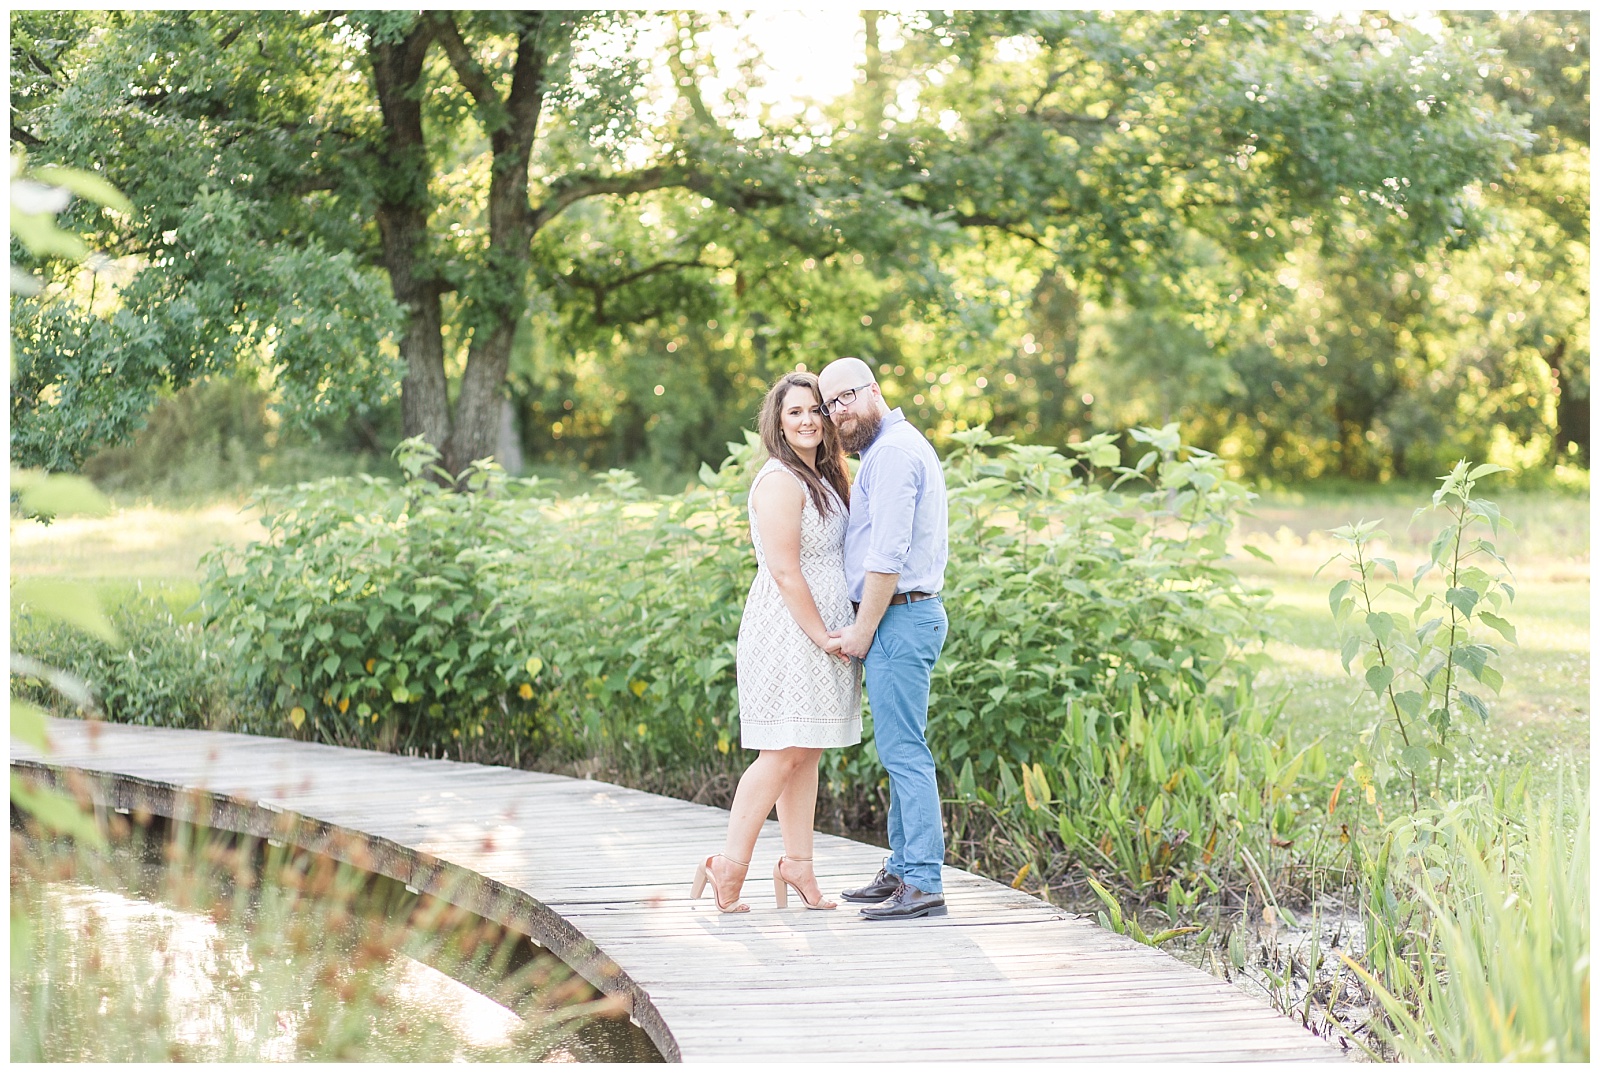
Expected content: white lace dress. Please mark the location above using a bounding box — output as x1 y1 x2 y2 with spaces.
736 459 863 749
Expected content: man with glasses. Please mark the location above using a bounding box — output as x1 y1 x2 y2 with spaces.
818 356 950 920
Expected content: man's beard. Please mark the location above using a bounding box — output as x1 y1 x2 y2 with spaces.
837 407 883 454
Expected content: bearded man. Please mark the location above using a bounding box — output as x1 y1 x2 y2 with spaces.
817 356 950 920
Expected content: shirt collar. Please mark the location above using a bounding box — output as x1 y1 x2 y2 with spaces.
864 407 905 453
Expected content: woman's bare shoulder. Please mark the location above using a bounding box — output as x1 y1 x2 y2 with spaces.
750 460 805 512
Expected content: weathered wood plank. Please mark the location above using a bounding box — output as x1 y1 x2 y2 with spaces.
13 719 1343 1063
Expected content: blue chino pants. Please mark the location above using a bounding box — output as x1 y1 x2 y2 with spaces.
863 597 948 893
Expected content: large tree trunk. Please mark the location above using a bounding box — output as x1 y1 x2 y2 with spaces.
370 24 452 457
1543 339 1591 465
435 14 547 474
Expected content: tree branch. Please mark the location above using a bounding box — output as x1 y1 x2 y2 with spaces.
949 211 1051 248
1034 108 1116 128
431 12 507 131
215 23 245 53
531 166 684 233
667 13 717 128
503 14 547 155
531 164 793 235
561 256 718 326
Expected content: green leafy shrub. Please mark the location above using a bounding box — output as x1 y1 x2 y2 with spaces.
201 426 1293 890
914 425 1318 888
200 437 755 771
203 441 548 758
12 590 249 732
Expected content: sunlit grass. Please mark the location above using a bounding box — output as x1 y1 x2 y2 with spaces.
1230 486 1590 791
10 500 265 583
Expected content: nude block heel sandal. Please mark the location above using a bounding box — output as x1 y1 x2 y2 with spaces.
691 853 750 913
773 855 838 910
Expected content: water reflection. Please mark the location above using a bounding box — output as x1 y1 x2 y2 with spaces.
12 819 662 1063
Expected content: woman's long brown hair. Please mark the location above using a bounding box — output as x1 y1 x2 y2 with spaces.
755 372 851 516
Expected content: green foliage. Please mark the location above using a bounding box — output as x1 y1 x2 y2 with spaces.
9 149 127 846
12 591 247 732
199 433 755 769
15 10 1559 483
934 424 1269 771
80 376 400 501
1319 472 1589 1061
1344 780 1589 1062
1325 462 1517 807
201 440 540 755
904 424 1327 886
1086 875 1202 948
198 426 1301 890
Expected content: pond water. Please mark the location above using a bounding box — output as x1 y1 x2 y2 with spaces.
10 816 662 1063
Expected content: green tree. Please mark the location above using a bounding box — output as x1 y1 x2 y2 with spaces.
13 11 1531 478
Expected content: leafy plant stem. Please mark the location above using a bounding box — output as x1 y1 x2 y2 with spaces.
1352 538 1419 810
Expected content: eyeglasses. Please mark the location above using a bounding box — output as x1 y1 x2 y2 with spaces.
821 382 873 416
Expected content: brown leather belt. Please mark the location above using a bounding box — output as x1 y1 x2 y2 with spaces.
853 591 938 612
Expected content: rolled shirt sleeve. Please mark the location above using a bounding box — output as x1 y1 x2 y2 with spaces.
862 445 920 575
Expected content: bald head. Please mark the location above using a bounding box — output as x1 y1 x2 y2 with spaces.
818 356 875 403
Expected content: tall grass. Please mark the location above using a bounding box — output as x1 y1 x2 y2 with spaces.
1348 780 1590 1062
9 806 634 1062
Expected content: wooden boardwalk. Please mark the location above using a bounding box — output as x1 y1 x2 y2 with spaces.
13 718 1344 1063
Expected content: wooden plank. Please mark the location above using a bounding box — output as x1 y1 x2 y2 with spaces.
14 719 1343 1063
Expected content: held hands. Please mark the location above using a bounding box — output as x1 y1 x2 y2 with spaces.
831 621 875 660
819 633 851 664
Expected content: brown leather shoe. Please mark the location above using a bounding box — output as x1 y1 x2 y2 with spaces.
840 865 901 903
859 883 947 921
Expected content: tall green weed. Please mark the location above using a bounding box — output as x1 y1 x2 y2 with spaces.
1344 782 1589 1061
1324 469 1590 1061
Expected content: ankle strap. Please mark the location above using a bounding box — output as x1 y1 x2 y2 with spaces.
784 855 813 862
719 853 750 868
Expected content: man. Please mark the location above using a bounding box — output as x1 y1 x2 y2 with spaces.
818 356 950 921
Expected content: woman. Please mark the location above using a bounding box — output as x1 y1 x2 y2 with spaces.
691 372 862 913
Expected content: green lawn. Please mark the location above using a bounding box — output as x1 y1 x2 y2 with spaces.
1232 486 1590 790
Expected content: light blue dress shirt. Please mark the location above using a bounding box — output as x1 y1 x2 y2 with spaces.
843 408 948 602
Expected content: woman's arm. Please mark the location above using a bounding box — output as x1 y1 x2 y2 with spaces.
751 472 837 651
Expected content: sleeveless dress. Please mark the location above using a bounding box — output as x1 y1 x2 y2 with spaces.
736 459 863 749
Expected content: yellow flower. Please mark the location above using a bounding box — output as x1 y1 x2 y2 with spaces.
518 683 534 700
338 697 350 714
365 658 376 673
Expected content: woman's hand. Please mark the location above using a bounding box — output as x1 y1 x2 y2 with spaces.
820 633 851 663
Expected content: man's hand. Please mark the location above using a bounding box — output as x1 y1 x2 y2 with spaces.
834 621 876 659
820 634 851 663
